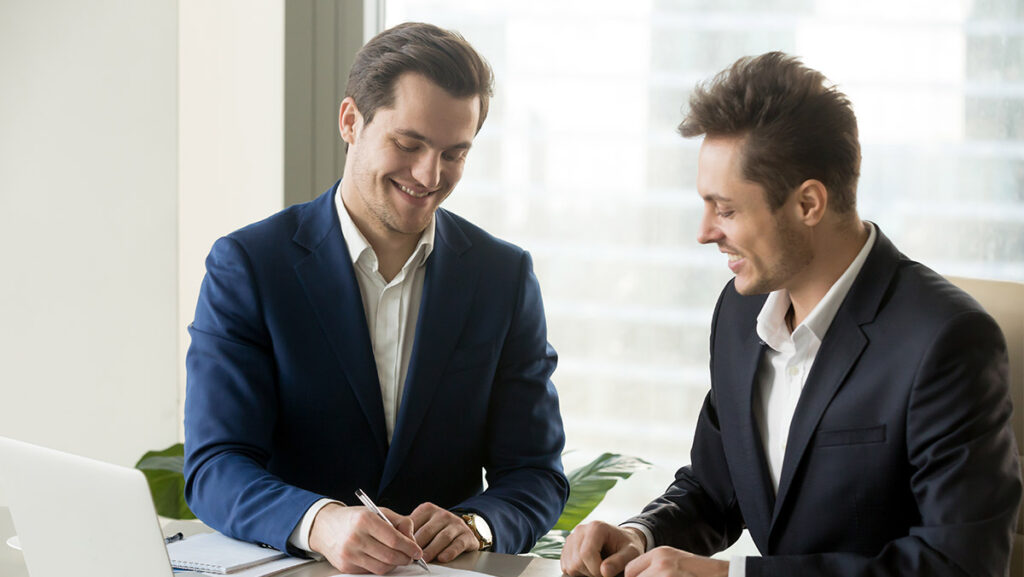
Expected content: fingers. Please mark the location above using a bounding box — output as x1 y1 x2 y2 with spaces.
366 508 423 561
623 550 653 577
309 505 424 575
409 502 477 563
601 527 645 577
331 546 401 575
385 508 417 542
562 521 631 577
422 521 477 563
409 502 435 528
602 545 642 577
625 547 725 577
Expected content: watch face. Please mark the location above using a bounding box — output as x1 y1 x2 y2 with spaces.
462 513 492 548
473 514 492 543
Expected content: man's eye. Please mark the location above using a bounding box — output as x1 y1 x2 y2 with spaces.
393 140 417 152
716 210 734 218
443 151 467 162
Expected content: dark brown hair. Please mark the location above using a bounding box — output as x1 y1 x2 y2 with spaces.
345 22 494 133
679 52 861 213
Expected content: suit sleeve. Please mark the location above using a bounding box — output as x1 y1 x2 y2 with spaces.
625 285 746 554
184 236 321 555
747 310 1022 577
626 388 747 554
452 251 570 554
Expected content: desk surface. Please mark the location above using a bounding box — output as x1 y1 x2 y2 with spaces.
0 506 563 577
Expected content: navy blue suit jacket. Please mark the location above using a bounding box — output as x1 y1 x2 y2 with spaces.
184 185 568 555
628 227 1022 576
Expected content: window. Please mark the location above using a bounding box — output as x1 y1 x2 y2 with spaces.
383 0 1024 544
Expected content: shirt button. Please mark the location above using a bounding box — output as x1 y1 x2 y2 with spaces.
788 366 799 377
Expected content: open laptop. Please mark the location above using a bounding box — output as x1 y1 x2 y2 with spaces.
0 436 175 577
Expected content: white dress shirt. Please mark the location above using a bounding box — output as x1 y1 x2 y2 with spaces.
287 186 434 552
626 223 876 577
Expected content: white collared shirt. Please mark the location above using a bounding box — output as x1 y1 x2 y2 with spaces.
726 222 875 577
335 188 434 444
288 185 434 552
753 222 875 492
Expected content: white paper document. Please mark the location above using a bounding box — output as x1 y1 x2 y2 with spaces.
329 563 494 577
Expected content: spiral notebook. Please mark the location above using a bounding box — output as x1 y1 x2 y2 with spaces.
166 531 286 573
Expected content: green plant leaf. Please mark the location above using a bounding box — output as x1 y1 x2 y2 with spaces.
135 443 195 520
528 530 569 559
553 452 651 531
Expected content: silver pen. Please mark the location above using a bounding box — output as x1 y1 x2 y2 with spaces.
355 489 430 573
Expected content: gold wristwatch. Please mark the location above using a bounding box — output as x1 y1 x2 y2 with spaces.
459 512 493 551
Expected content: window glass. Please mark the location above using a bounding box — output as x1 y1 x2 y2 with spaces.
384 0 1024 546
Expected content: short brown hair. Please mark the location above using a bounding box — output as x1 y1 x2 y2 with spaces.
345 22 494 133
679 52 861 213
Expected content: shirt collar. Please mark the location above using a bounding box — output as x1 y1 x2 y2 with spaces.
334 184 435 273
756 222 877 351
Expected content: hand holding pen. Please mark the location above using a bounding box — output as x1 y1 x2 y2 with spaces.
307 493 427 575
356 489 431 573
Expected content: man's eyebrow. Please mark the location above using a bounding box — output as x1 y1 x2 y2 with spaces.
394 128 472 150
701 193 732 203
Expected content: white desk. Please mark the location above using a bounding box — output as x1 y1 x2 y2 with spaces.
0 506 563 577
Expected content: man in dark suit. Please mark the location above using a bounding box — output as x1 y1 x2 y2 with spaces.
561 52 1021 577
184 22 568 575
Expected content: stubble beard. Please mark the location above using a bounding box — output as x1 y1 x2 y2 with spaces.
739 213 813 296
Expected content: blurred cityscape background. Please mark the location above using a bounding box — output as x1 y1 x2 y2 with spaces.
385 0 1024 551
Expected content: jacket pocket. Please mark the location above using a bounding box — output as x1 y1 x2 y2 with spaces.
813 424 886 448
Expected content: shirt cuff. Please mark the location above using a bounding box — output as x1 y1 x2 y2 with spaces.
728 556 746 577
288 498 343 552
619 522 655 552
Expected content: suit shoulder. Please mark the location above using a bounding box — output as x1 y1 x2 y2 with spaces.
888 259 989 321
437 209 527 261
225 202 308 246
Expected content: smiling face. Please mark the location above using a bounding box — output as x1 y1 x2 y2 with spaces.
339 72 480 243
696 136 813 296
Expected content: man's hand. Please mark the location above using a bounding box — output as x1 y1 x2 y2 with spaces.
625 547 729 577
561 521 646 577
409 502 480 563
308 503 424 574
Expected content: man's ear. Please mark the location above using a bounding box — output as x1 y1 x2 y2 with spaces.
795 179 828 226
339 97 362 145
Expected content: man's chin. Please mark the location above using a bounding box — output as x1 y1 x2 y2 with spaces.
733 276 772 296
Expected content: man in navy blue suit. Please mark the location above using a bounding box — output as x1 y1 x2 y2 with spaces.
561 52 1021 577
184 22 568 574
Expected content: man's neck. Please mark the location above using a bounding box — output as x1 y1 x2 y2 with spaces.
365 230 419 283
787 218 869 328
339 189 422 283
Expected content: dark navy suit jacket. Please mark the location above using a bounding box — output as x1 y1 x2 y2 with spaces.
628 227 1022 576
184 184 568 556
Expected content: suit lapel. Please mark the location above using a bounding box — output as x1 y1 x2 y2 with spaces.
770 310 866 528
292 186 388 460
379 211 477 493
734 342 778 546
769 224 902 532
716 292 776 548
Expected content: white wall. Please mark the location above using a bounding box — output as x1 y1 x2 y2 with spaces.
178 0 287 427
0 0 355 506
0 0 181 492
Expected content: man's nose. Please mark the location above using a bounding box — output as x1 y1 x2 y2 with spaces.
412 152 441 190
697 213 723 245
